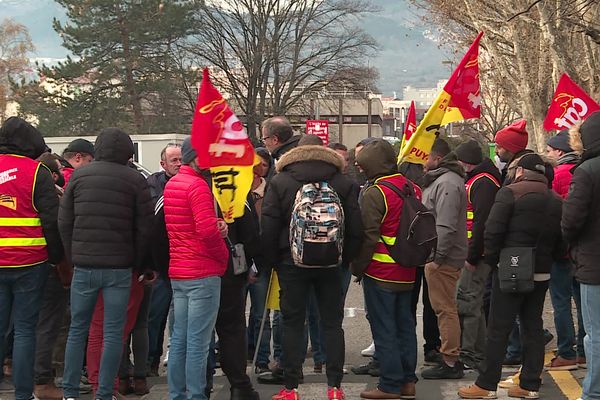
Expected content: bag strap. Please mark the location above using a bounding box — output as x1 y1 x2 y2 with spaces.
376 180 413 199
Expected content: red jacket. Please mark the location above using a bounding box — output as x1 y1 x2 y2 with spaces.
552 163 574 199
164 165 229 280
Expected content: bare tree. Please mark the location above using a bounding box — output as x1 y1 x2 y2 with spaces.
0 18 34 123
186 0 378 138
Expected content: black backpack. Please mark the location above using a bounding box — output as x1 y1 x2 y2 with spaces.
376 181 437 268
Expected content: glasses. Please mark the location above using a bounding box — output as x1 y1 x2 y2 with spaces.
262 136 273 141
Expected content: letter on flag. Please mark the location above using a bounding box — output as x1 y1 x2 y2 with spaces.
399 32 483 164
400 100 417 153
543 73 600 131
191 68 256 222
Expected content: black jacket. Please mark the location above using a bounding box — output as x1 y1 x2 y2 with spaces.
147 171 171 205
466 158 501 265
266 135 301 183
562 151 600 284
58 128 153 270
261 145 363 268
0 117 63 264
226 195 262 277
484 172 564 273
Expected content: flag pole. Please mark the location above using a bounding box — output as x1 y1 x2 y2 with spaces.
252 269 275 375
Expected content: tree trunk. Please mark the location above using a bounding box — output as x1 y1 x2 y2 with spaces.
118 16 143 133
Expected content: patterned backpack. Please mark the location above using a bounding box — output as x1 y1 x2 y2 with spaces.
289 182 344 267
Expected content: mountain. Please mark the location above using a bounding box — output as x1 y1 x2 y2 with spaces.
0 0 449 95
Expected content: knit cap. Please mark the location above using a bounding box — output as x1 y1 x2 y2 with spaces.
495 120 528 153
454 140 483 165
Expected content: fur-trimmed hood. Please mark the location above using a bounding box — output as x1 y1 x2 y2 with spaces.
276 145 344 172
275 144 345 184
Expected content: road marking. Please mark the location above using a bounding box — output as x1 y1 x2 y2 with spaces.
545 352 582 400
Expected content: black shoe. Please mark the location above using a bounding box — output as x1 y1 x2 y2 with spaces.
544 330 555 346
254 364 271 375
231 387 260 400
502 356 522 366
421 361 464 379
256 368 304 385
351 360 378 375
424 350 443 366
368 365 380 377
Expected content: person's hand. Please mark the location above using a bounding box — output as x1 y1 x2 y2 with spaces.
464 261 477 272
217 219 228 238
248 270 258 284
138 270 158 285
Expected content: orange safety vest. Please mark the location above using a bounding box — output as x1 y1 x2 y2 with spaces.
0 154 48 268
364 174 419 284
465 172 500 241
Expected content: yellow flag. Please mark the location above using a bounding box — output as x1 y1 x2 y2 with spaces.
399 32 483 165
210 162 256 223
266 270 280 311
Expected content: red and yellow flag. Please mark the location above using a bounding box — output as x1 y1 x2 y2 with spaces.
400 100 417 153
399 32 483 164
543 73 600 131
191 68 257 222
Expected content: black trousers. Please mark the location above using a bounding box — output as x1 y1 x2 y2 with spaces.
476 272 548 391
215 273 253 391
277 264 344 389
410 267 441 354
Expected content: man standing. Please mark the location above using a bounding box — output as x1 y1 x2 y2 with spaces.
59 128 153 400
146 143 182 376
61 139 95 186
261 117 301 173
262 144 362 400
420 138 468 380
494 120 530 185
0 117 64 400
352 140 419 400
454 140 501 370
545 130 586 371
562 111 600 399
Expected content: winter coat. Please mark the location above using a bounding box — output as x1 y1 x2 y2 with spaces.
484 171 564 275
562 125 600 284
164 165 229 280
0 117 63 264
225 195 262 277
147 171 171 205
552 152 579 199
261 145 363 268
421 154 468 269
465 158 501 265
266 135 302 183
58 128 153 270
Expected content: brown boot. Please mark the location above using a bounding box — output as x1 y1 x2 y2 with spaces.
360 388 402 399
34 382 64 400
400 382 416 399
134 377 150 395
118 377 133 395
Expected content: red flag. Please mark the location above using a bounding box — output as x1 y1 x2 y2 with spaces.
544 73 600 131
403 100 417 142
191 68 255 169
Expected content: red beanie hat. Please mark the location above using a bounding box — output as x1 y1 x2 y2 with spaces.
494 119 528 153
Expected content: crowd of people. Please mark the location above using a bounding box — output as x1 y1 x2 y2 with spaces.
0 111 599 400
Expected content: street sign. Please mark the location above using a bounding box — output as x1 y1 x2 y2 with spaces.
306 120 329 145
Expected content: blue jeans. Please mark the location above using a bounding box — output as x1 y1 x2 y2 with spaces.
550 260 586 359
273 310 283 363
0 263 49 400
168 277 220 400
147 277 173 367
581 283 600 399
63 267 132 400
248 271 271 366
363 276 417 393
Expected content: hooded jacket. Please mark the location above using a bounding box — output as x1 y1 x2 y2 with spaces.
465 158 501 265
562 117 600 284
421 153 468 268
352 139 418 290
485 171 564 276
0 117 63 265
552 152 579 199
58 128 153 270
261 145 363 268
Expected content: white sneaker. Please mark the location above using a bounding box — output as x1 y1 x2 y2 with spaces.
361 342 375 357
162 349 169 366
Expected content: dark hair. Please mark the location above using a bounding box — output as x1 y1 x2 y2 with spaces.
262 116 293 143
328 142 347 151
160 142 181 161
298 134 323 146
38 153 60 174
255 147 272 165
430 138 451 158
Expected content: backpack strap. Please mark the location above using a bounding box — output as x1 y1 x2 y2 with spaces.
377 180 414 199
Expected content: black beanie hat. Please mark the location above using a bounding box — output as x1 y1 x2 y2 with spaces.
454 140 483 165
547 130 573 153
517 153 546 175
